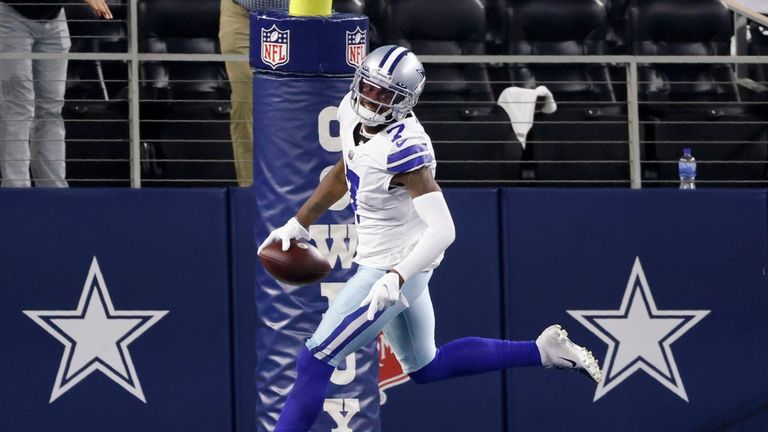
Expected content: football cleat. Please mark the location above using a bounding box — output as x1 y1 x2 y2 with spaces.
536 324 602 383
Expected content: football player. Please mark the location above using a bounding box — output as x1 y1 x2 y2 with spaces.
258 45 602 431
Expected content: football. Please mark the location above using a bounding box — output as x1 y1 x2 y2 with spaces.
259 239 332 286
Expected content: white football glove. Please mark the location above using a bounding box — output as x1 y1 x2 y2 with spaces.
257 217 310 254
359 272 409 321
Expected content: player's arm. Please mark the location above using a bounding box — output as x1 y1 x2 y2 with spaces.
360 166 455 319
258 158 347 253
296 158 348 227
391 167 455 282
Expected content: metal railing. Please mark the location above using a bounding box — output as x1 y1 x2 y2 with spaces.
417 55 768 188
0 1 766 188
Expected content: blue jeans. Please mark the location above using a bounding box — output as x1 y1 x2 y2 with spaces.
306 265 437 373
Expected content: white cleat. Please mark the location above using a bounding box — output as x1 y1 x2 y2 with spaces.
536 324 602 383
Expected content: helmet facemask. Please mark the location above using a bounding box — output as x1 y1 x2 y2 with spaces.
351 68 418 127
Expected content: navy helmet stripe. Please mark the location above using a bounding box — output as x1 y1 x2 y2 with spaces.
378 46 399 69
388 49 412 74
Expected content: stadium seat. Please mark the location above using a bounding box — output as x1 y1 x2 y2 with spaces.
64 0 127 98
603 0 630 53
506 0 614 103
333 0 364 14
627 0 768 185
747 20 768 121
63 1 129 186
359 0 386 49
138 0 235 186
749 20 768 79
416 109 522 184
380 0 493 104
377 0 521 184
63 93 130 186
64 0 126 53
333 0 384 47
483 0 507 54
505 0 631 185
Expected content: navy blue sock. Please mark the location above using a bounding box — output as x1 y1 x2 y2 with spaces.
275 348 334 432
409 337 541 384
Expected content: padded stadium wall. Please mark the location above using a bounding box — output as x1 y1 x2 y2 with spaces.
1 188 766 431
249 10 379 432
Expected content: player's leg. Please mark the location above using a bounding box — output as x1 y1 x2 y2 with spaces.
383 276 542 383
381 278 437 374
307 267 431 365
384 277 601 384
407 337 543 384
275 265 420 432
274 347 334 432
408 329 600 384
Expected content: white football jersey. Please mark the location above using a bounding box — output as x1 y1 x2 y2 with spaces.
337 92 442 271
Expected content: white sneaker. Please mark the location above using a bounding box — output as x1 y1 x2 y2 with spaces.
536 324 602 383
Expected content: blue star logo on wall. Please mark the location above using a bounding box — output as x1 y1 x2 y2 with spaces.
568 257 709 402
24 257 168 403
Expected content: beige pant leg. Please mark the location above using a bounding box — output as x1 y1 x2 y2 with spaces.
220 0 253 187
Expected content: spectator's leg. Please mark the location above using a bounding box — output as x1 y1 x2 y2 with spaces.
220 0 253 187
29 8 69 187
0 3 35 187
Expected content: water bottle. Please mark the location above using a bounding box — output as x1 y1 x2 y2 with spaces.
678 147 696 190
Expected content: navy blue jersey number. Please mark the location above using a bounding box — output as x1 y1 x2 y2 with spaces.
386 124 405 142
345 166 361 223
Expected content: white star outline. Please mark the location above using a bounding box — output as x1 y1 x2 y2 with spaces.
568 257 710 402
23 257 168 403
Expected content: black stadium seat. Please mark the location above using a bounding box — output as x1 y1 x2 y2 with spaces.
505 0 631 184
627 0 768 185
748 20 768 121
381 0 494 104
63 1 129 186
482 0 507 54
507 0 614 104
604 0 630 53
63 93 129 186
138 0 235 186
749 20 768 81
379 0 522 184
333 0 364 14
416 109 523 183
334 0 383 47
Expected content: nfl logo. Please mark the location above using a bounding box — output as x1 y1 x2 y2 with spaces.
378 332 409 404
346 27 367 68
261 24 290 69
